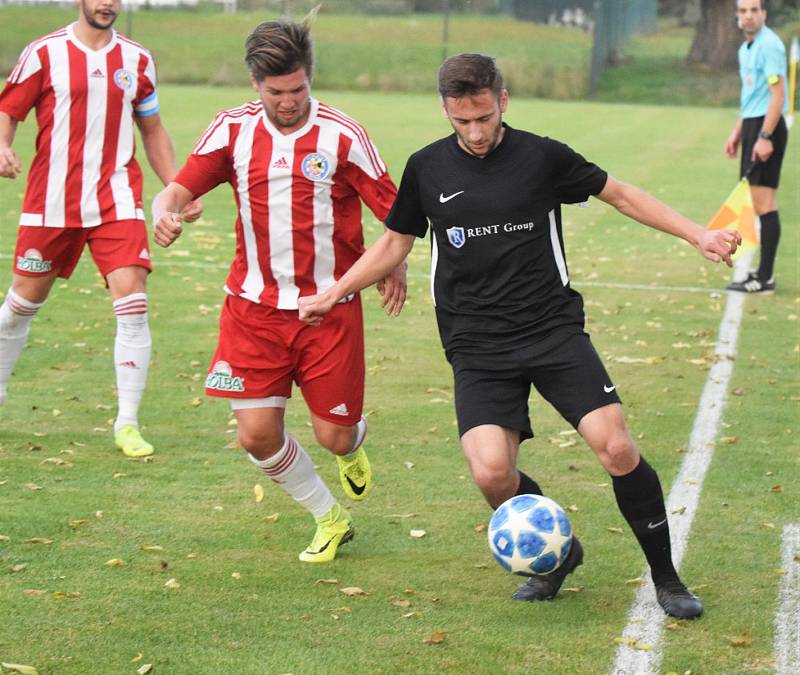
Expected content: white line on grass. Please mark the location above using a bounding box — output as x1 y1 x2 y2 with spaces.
775 523 800 675
611 282 748 674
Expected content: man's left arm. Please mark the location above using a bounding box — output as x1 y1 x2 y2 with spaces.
752 78 786 162
597 176 741 267
136 114 202 222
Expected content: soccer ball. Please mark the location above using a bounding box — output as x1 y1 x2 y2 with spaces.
487 494 573 576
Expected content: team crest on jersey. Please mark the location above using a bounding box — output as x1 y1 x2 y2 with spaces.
301 153 330 181
113 68 134 91
16 248 52 273
446 226 465 249
205 360 245 392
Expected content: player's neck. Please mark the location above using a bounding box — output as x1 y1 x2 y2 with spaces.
73 20 115 51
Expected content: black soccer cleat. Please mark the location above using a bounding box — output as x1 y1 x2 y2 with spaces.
512 536 583 601
655 579 704 619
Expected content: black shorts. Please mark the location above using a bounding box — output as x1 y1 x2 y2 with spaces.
740 116 788 188
450 332 621 442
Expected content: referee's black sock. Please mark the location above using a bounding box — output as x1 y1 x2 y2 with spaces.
516 470 543 496
756 210 780 282
611 457 678 586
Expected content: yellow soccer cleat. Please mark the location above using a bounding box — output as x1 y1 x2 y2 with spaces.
336 447 372 501
114 424 154 458
299 503 354 563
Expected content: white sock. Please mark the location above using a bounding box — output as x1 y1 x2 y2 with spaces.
343 416 368 458
249 434 336 518
0 288 44 403
113 293 151 431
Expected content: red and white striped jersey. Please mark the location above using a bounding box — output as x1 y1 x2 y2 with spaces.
174 97 397 309
0 23 161 229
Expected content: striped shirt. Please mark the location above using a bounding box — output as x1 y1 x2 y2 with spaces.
0 23 160 229
175 97 397 310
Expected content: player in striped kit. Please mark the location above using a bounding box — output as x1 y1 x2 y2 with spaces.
152 18 406 563
0 0 201 456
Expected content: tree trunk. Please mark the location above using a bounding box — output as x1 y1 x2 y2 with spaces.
687 0 740 69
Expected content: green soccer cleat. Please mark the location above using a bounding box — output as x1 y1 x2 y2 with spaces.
299 503 354 564
336 447 372 501
114 424 154 458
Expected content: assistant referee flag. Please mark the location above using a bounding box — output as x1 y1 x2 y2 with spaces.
706 178 758 252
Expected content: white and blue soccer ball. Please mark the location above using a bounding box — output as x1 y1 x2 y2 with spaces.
487 494 573 576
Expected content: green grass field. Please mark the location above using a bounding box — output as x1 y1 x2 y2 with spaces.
0 87 798 674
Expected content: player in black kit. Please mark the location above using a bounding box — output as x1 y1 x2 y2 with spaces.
299 53 741 619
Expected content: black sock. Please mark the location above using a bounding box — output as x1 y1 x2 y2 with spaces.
611 457 678 586
516 470 543 496
757 210 780 281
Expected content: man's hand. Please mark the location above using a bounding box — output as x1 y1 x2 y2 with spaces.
724 130 740 159
697 228 741 267
751 137 773 163
0 146 21 179
376 260 408 317
153 212 183 248
181 198 203 223
298 293 337 326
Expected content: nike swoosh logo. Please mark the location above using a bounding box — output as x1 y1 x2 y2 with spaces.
647 518 667 530
439 191 464 203
310 537 335 555
346 475 366 495
604 385 616 393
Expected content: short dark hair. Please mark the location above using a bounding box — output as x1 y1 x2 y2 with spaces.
437 53 504 99
245 19 314 81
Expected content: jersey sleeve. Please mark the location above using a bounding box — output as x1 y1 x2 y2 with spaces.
385 157 429 238
546 139 607 204
341 123 397 221
0 44 45 122
134 52 159 118
763 37 787 82
173 115 234 196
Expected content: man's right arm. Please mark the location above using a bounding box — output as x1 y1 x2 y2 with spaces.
152 182 197 248
725 118 743 158
299 229 416 324
0 112 21 179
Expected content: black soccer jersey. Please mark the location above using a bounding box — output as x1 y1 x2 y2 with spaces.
385 124 608 354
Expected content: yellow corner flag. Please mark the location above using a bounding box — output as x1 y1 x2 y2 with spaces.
707 177 758 253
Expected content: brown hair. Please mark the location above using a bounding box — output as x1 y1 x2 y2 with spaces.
437 53 504 99
245 19 314 81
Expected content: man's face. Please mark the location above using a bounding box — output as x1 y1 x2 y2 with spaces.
79 0 120 30
442 88 508 158
252 68 312 134
737 0 766 38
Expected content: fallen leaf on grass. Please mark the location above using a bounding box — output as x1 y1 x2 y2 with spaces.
41 457 73 467
613 637 652 651
384 513 416 519
719 436 737 445
131 654 143 663
22 589 47 596
423 631 447 645
625 577 646 586
68 520 87 528
770 485 783 493
0 534 10 541
262 513 280 523
562 587 584 593
402 611 419 619
730 632 752 647
607 527 624 534
473 523 487 533
163 578 180 589
409 529 427 538
403 461 414 469
52 591 81 598
141 545 164 552
671 507 686 515
231 572 241 579
315 579 339 585
338 587 368 597
254 484 265 503
389 596 411 608
137 665 153 675
22 483 43 491
105 559 126 567
25 538 53 545
112 472 127 479
10 564 27 572
1 663 39 675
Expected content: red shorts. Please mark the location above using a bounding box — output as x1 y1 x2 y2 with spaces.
13 220 152 279
205 293 365 426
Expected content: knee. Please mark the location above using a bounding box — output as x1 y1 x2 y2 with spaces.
470 458 516 494
598 433 639 475
239 426 284 459
314 424 355 455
